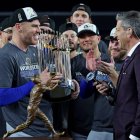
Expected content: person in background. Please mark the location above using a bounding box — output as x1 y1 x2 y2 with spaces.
105 27 127 73
69 23 112 140
0 16 13 138
0 17 13 48
51 22 79 135
96 27 127 87
39 14 55 43
59 22 78 59
0 7 79 137
69 3 109 57
70 3 92 27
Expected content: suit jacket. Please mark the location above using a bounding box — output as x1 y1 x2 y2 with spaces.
114 44 140 140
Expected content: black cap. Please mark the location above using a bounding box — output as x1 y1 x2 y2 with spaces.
39 15 55 31
71 3 91 17
0 17 12 31
59 22 78 34
10 7 38 26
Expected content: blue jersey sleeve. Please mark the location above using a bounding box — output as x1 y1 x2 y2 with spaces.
0 81 35 106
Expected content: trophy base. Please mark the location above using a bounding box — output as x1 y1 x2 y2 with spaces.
48 80 74 102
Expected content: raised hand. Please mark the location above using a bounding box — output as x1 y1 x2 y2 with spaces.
96 58 118 87
86 49 98 71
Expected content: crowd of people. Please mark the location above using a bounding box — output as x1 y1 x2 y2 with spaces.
0 3 140 140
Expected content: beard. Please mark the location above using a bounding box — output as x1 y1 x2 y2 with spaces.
69 43 78 52
70 48 76 52
81 47 91 53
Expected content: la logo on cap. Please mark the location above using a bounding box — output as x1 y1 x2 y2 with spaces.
84 24 89 28
23 7 37 20
83 24 93 30
18 13 23 21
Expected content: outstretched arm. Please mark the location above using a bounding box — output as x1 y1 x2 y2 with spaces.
0 81 35 106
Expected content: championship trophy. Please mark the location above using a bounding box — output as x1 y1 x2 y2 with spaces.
37 31 74 101
3 31 73 138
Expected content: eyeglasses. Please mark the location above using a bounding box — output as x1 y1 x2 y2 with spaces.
2 29 13 34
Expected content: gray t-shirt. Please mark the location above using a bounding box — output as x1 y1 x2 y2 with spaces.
0 43 52 136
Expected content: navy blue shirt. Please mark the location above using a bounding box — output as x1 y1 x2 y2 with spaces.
69 53 113 135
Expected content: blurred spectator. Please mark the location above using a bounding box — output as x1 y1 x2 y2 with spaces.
69 3 109 57
0 17 13 48
105 27 127 73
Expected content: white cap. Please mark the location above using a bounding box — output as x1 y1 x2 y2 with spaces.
77 23 99 37
110 27 116 37
105 27 116 40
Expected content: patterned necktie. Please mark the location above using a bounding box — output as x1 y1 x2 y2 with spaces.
122 56 130 71
117 56 130 88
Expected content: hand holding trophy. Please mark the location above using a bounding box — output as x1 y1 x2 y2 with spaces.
3 30 75 138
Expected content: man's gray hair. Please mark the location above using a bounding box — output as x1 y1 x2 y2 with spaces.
116 10 140 38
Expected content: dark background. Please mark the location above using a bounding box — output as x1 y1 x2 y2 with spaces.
0 0 139 12
0 0 139 39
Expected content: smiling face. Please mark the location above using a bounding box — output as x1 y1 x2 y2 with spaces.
17 19 41 46
115 20 130 51
108 39 121 57
78 32 100 53
108 38 127 61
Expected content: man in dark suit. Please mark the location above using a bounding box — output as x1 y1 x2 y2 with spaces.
114 10 140 140
96 11 140 140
